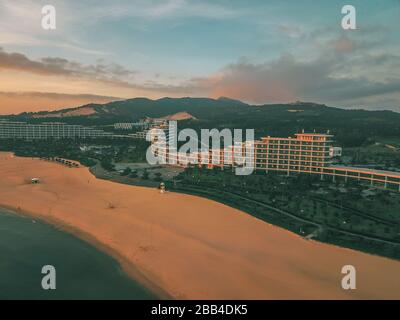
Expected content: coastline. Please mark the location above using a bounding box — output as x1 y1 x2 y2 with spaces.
0 152 399 299
0 204 171 300
92 164 400 262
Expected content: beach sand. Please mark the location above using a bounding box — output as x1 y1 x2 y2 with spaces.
0 152 399 299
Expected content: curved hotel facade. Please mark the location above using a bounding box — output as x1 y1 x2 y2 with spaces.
152 131 400 191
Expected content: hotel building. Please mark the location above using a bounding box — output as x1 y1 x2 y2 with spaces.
0 121 113 140
152 131 400 191
129 119 169 140
253 133 334 175
114 123 136 130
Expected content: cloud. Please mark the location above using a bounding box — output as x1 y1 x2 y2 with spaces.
0 47 138 79
0 91 121 114
0 47 70 76
0 0 110 55
1 14 400 113
180 52 400 108
277 25 303 39
0 91 121 101
328 36 356 53
0 47 180 97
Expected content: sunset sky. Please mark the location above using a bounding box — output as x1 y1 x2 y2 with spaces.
1 0 400 114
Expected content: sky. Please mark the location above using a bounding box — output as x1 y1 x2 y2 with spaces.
0 0 400 114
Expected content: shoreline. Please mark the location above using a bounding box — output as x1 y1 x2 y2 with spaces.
0 204 171 300
92 167 400 262
0 152 399 299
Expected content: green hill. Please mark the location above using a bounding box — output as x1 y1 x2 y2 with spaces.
4 97 400 147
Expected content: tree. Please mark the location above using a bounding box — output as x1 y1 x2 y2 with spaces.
129 170 138 178
141 170 149 180
121 167 132 176
101 159 115 171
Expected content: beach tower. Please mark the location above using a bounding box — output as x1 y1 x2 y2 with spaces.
159 182 166 194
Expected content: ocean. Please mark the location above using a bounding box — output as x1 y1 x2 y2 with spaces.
0 208 157 300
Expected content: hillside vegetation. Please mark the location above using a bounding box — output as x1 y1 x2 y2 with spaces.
3 97 400 148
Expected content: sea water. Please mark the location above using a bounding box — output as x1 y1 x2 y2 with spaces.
0 208 156 300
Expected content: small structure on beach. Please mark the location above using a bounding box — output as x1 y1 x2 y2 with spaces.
31 178 41 184
159 182 166 194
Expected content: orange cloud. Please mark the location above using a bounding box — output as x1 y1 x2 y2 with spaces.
0 92 121 115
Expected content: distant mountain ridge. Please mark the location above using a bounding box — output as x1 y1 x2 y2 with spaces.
3 97 400 147
7 97 399 123
15 97 250 120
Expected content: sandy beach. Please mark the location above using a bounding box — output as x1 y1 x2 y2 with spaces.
0 152 399 299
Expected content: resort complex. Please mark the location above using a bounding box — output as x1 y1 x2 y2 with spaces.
1 117 399 191
152 131 400 191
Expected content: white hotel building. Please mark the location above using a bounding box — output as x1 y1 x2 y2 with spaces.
0 121 113 140
152 131 400 191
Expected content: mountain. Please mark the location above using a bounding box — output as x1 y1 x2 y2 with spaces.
13 97 248 122
157 111 197 121
3 97 400 147
32 105 98 118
